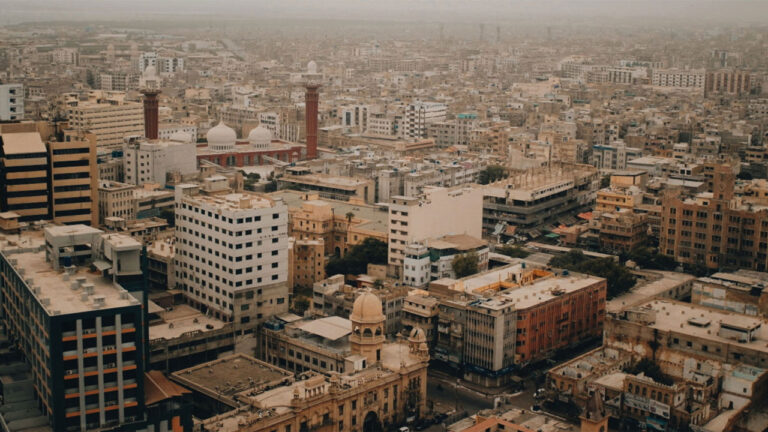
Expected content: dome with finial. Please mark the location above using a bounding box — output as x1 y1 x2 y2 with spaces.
408 327 427 344
207 121 236 152
350 291 384 324
248 125 272 149
307 60 318 74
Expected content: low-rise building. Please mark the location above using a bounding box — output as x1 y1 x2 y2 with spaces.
403 234 489 288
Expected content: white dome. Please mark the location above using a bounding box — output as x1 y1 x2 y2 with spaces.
206 121 236 152
307 60 317 74
248 126 272 149
169 131 192 143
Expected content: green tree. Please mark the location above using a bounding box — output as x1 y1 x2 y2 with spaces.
85 69 95 88
478 165 508 185
625 246 676 270
600 175 611 188
452 252 479 278
496 245 530 258
325 238 388 277
549 249 637 298
264 179 278 192
159 207 175 227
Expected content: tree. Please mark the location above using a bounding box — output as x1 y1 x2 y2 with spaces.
625 246 677 271
325 238 388 277
600 175 611 188
452 252 479 278
549 249 637 299
737 171 753 180
478 165 508 185
264 179 278 192
85 69 96 88
496 245 530 258
623 359 672 385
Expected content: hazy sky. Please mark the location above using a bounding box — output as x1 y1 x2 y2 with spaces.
1 0 767 26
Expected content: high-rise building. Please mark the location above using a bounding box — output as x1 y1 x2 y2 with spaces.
0 84 24 121
67 101 144 149
0 225 146 431
48 132 98 226
174 186 290 331
0 129 50 221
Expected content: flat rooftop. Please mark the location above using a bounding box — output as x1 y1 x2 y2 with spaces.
281 173 369 190
494 274 604 310
183 192 278 212
172 353 291 398
0 132 46 154
0 233 139 316
149 304 226 341
271 190 388 233
634 299 768 353
608 271 695 313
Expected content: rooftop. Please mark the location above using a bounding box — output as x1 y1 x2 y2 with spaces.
184 192 279 212
0 232 139 315
0 132 46 154
171 353 291 399
608 270 695 313
271 190 388 233
149 304 227 341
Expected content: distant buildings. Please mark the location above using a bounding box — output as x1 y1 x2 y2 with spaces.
651 69 705 90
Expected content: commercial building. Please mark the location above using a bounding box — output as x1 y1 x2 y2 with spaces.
289 238 325 292
591 141 643 173
691 270 768 316
67 101 144 149
388 186 483 275
0 130 50 221
174 184 289 330
598 210 648 253
482 162 599 236
430 265 606 386
98 181 137 224
48 132 98 226
279 174 375 204
0 83 24 121
0 226 146 431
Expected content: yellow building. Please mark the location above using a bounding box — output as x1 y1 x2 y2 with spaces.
66 100 144 148
289 237 326 292
48 132 98 225
0 130 50 221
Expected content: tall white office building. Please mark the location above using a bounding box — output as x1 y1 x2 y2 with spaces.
175 185 290 331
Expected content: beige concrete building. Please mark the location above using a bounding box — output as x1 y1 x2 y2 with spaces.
48 132 98 226
289 237 325 292
0 130 49 221
278 174 376 204
67 101 144 148
389 186 483 275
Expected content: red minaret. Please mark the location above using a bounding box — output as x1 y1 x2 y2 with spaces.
141 89 161 140
304 83 320 159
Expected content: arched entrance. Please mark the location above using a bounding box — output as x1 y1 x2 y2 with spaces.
363 411 383 432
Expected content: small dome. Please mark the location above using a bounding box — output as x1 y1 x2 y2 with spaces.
350 291 384 324
169 131 192 143
409 327 427 344
207 121 236 152
307 60 317 74
248 126 272 148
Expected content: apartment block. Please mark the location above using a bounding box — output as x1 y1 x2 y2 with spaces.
0 226 145 431
48 134 98 226
123 137 197 187
430 265 606 387
403 234 489 287
651 69 705 89
289 237 325 292
98 181 137 224
705 69 751 96
174 186 289 330
404 101 447 139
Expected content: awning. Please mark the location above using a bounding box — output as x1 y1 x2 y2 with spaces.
92 260 112 271
545 233 561 239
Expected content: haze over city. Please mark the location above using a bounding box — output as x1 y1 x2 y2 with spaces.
0 1 767 432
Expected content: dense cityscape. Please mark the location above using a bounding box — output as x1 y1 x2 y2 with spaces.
1 1 768 431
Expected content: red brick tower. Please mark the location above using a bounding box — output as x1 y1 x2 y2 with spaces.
304 84 320 159
141 89 161 140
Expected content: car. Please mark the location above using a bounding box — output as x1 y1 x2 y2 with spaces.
533 388 546 399
530 404 541 412
399 427 410 432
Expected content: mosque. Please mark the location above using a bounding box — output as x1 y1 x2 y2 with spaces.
196 121 305 167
